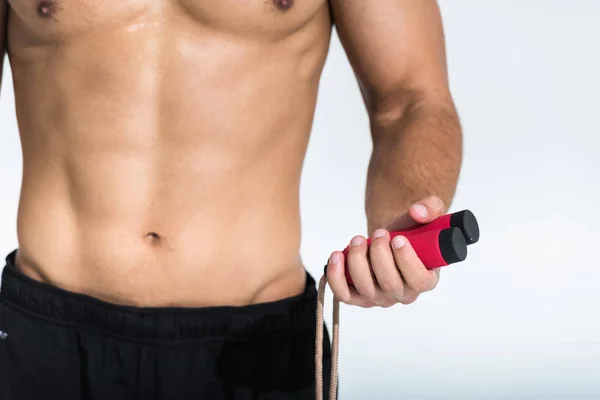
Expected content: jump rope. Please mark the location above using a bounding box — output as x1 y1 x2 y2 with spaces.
315 210 480 400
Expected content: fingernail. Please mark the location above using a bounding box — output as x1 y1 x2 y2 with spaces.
392 236 406 249
373 229 387 239
351 236 364 246
330 252 340 265
412 204 428 219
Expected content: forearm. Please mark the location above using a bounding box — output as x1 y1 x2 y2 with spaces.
365 97 462 234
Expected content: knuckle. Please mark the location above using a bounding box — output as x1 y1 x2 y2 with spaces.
400 294 419 305
354 280 376 301
391 246 405 262
346 245 359 257
380 300 396 309
330 287 349 303
369 239 390 254
378 277 402 295
347 246 366 260
374 298 390 308
392 251 411 269
413 275 433 293
339 296 352 304
362 288 378 303
429 276 439 291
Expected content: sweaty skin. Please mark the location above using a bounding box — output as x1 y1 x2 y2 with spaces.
0 0 461 307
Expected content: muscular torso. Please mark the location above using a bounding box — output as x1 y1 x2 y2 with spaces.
4 0 332 306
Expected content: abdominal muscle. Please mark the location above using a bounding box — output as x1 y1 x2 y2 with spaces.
16 149 308 307
9 5 331 307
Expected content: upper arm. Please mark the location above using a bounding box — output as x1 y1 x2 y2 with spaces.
331 0 451 113
0 0 8 93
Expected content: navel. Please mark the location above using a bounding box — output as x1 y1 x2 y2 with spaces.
37 0 59 18
144 232 167 248
273 0 294 12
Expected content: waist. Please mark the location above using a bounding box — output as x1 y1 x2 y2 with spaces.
13 240 307 306
0 253 318 343
16 199 305 307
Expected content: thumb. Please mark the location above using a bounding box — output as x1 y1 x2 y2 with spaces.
408 196 446 224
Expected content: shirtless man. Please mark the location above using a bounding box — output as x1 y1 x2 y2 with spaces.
0 0 462 398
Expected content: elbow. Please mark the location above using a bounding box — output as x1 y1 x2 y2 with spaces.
365 81 457 125
367 87 461 147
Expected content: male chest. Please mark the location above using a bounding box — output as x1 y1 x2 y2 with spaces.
6 0 329 39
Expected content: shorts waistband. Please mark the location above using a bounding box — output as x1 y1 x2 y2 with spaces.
0 250 318 344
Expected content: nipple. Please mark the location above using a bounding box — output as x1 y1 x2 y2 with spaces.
273 0 294 12
37 0 59 18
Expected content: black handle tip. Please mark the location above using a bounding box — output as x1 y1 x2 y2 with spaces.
450 209 480 245
439 227 468 264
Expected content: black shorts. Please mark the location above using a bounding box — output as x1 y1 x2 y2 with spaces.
0 251 333 399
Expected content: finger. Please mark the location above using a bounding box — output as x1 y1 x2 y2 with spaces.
328 245 396 307
369 229 405 301
398 288 420 305
391 235 439 293
344 286 397 308
408 196 446 224
326 251 352 303
346 235 379 302
345 287 381 308
326 252 382 307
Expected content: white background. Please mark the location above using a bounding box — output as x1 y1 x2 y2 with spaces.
2 1 599 399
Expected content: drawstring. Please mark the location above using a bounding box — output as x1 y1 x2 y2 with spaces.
315 274 340 400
